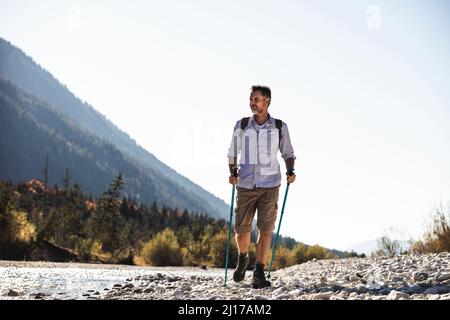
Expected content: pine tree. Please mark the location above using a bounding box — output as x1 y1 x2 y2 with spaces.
86 172 131 262
42 155 49 187
63 168 71 191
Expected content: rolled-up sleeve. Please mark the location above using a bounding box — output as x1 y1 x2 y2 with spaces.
227 120 242 164
279 122 296 160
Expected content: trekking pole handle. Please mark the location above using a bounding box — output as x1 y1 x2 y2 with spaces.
231 166 239 178
286 168 295 185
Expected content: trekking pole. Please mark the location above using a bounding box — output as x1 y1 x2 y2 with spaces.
223 167 238 287
267 181 291 279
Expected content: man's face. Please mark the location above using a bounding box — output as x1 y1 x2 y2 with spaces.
249 91 270 115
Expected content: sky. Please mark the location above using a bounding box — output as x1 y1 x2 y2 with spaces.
1 0 450 252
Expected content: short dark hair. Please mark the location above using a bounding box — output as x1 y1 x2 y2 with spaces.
251 85 271 100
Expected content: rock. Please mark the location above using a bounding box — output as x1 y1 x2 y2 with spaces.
417 281 432 288
113 284 122 288
168 276 181 283
93 291 100 295
356 284 368 293
155 285 165 292
437 274 450 282
289 289 302 296
157 273 164 279
424 287 439 295
403 285 425 294
311 292 333 300
180 284 192 291
378 288 391 295
427 294 440 300
349 275 361 282
331 284 345 291
123 283 134 289
6 290 20 297
388 265 397 272
173 289 184 296
34 293 46 299
255 295 268 300
387 290 410 300
272 287 286 295
348 294 365 300
366 280 384 290
143 287 154 293
274 294 291 300
428 285 450 294
412 272 428 282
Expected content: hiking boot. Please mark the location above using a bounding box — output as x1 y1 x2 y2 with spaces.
252 262 271 289
233 252 249 282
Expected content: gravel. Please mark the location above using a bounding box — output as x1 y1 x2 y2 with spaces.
1 252 449 300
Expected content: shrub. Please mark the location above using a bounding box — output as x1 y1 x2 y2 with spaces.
208 230 238 268
306 244 334 260
411 207 450 253
291 243 309 264
9 210 36 243
271 245 293 270
0 210 36 244
140 228 183 266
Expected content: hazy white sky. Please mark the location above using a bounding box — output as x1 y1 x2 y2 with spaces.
1 0 450 251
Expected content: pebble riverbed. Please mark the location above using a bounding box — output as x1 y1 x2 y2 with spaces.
1 252 449 300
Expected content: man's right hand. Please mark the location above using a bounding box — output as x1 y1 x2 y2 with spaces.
229 174 239 185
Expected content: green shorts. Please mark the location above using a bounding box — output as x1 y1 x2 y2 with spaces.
233 186 280 234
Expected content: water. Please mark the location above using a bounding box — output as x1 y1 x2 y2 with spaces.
0 261 223 300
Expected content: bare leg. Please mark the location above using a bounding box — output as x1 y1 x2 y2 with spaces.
256 230 272 265
235 232 251 253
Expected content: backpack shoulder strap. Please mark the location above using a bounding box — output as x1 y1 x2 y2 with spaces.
240 117 250 130
275 119 283 145
275 119 282 130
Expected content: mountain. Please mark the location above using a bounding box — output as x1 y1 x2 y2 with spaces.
0 76 150 199
346 239 379 256
0 37 228 219
346 239 411 256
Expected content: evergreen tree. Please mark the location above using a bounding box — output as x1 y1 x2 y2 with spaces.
87 173 131 262
63 168 71 191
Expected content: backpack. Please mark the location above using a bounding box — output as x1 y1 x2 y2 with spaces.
240 117 283 146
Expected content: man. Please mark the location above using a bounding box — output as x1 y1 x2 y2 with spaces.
227 85 296 289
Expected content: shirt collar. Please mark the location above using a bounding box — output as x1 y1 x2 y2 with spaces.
250 113 275 128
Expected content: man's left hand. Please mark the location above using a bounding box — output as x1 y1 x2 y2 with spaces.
287 173 296 184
